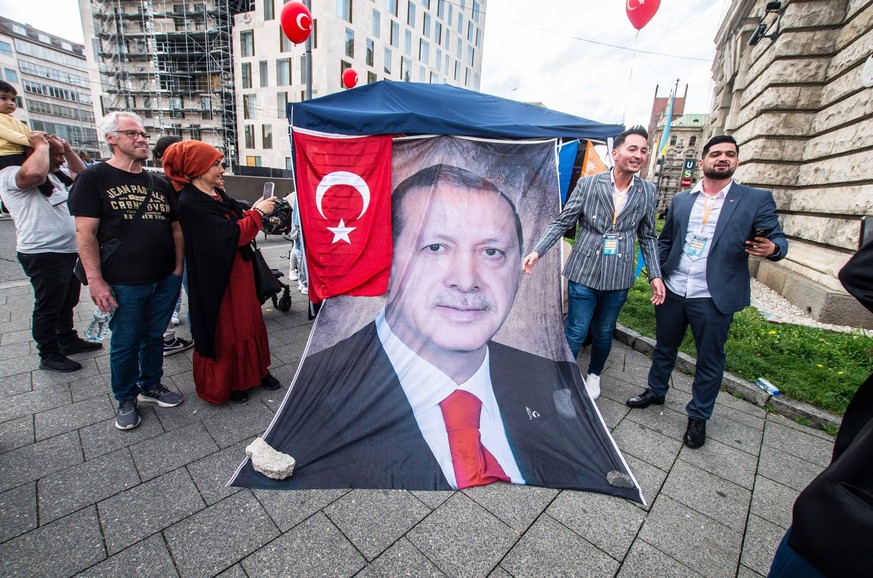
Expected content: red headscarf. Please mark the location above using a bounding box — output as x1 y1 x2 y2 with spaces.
162 140 223 192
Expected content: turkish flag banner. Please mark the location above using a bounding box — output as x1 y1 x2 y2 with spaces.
293 131 393 303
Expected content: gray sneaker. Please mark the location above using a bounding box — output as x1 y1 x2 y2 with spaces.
163 336 193 356
137 384 184 408
115 399 141 430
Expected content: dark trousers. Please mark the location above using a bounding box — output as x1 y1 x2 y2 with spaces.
647 289 733 420
17 252 81 358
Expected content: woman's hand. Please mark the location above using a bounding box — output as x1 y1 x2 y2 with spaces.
253 196 277 215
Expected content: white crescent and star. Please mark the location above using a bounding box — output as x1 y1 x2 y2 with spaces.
296 13 311 31
627 0 645 10
314 171 370 244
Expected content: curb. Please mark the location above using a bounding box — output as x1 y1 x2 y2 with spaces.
614 324 842 432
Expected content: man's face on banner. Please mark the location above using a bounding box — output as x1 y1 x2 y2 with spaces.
386 184 522 363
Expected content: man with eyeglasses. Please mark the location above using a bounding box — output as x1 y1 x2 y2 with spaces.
69 111 185 431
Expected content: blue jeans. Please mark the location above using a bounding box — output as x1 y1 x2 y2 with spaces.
565 281 629 375
109 273 182 401
767 528 825 578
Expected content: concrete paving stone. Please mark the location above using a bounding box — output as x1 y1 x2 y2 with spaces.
592 396 630 430
714 400 768 429
0 341 31 362
623 455 667 510
678 437 759 490
0 328 31 346
639 495 742 578
622 402 688 439
79 408 165 460
356 537 444 578
165 490 281 578
35 395 116 441
616 538 700 578
0 384 72 424
0 370 31 397
737 564 766 578
765 412 835 441
254 487 351 532
151 392 230 433
705 411 765 457
30 360 102 389
129 421 220 481
0 482 36 543
268 342 303 366
463 482 558 534
762 421 834 468
487 566 513 578
715 389 768 419
0 415 33 454
68 376 113 404
500 514 619 578
214 564 246 578
757 445 824 492
75 534 179 578
611 418 683 471
0 431 82 493
406 492 519 578
660 459 752 532
98 467 205 555
0 506 105 578
749 476 799 529
186 441 248 506
741 514 784 576
242 511 366 577
160 352 194 377
599 375 646 405
38 448 141 524
546 489 646 560
409 489 454 510
325 489 432 561
202 401 275 449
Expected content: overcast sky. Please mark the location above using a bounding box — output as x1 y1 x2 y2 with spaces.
1 0 729 127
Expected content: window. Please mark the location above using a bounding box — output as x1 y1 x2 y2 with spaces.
337 0 352 23
246 156 262 167
190 124 202 141
407 1 415 26
422 13 431 37
276 58 291 85
465 67 471 86
472 0 481 20
384 47 392 74
259 61 269 87
404 29 411 55
240 30 254 57
345 28 355 58
280 27 293 52
244 125 255 149
670 135 677 145
263 0 274 20
434 21 442 45
372 9 381 37
243 94 256 119
689 136 697 147
366 39 374 66
340 60 352 86
313 19 318 48
453 60 460 80
262 124 273 149
3 69 17 82
418 66 425 82
277 91 288 118
420 0 430 8
300 55 308 85
467 21 473 42
419 40 429 64
388 0 397 16
0 41 11 56
368 71 377 84
241 62 252 88
390 21 399 47
475 26 481 47
170 96 183 119
437 0 444 18
466 45 474 66
401 57 411 81
286 157 293 171
201 96 213 119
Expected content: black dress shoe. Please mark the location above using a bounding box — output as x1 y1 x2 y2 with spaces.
684 418 707 449
38 353 82 372
230 391 249 404
60 338 103 355
261 373 281 390
626 389 665 409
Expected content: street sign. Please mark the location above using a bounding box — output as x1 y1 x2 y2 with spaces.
680 159 696 189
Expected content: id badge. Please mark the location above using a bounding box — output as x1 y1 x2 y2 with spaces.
685 234 708 257
603 234 619 255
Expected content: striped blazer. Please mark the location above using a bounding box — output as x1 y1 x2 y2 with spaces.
532 171 661 291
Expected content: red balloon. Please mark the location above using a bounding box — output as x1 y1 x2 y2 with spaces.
626 0 661 30
280 1 312 45
342 68 358 89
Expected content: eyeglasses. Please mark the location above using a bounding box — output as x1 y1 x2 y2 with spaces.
114 130 149 141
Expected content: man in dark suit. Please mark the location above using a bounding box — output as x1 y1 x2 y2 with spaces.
626 135 788 448
232 164 642 500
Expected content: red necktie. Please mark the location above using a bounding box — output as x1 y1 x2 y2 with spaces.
439 390 510 489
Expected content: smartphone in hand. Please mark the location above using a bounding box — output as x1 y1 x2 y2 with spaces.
748 226 774 242
262 182 275 200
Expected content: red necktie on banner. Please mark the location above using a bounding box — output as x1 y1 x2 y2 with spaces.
293 131 393 303
439 390 510 489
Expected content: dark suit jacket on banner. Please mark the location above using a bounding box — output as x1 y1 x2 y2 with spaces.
232 322 642 502
660 182 788 314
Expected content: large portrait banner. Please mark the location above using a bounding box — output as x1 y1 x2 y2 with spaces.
231 135 644 503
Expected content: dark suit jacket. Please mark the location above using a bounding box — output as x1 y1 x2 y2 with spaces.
233 322 642 501
659 182 788 314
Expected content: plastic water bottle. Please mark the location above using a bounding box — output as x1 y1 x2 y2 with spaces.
755 377 780 396
85 308 112 342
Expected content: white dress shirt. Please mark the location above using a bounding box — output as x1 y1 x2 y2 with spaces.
375 310 525 488
665 181 731 299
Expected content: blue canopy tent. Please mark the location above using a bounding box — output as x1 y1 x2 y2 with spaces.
286 80 623 140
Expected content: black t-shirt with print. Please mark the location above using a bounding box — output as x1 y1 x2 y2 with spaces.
69 163 178 285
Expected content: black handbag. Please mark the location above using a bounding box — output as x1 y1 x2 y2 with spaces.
251 241 282 304
74 173 155 286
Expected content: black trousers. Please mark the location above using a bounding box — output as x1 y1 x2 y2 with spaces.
17 252 81 358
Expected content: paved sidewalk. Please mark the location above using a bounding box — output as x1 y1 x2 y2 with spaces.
0 223 837 577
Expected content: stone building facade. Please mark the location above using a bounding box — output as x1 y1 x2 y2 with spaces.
649 112 709 214
709 0 873 327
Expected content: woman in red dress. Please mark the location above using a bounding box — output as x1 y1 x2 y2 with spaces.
162 140 281 403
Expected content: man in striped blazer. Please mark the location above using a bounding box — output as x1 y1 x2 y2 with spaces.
523 126 665 400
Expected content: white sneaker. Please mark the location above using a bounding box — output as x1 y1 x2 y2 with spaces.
171 313 180 325
289 270 299 281
585 373 601 400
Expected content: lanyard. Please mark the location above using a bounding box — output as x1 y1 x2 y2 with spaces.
612 183 630 227
699 193 718 230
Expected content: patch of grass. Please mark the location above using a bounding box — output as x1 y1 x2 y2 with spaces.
618 275 873 416
822 424 839 437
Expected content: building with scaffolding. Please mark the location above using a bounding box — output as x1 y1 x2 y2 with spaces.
79 0 251 163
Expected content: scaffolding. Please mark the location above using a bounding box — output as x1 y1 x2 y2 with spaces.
90 0 251 164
